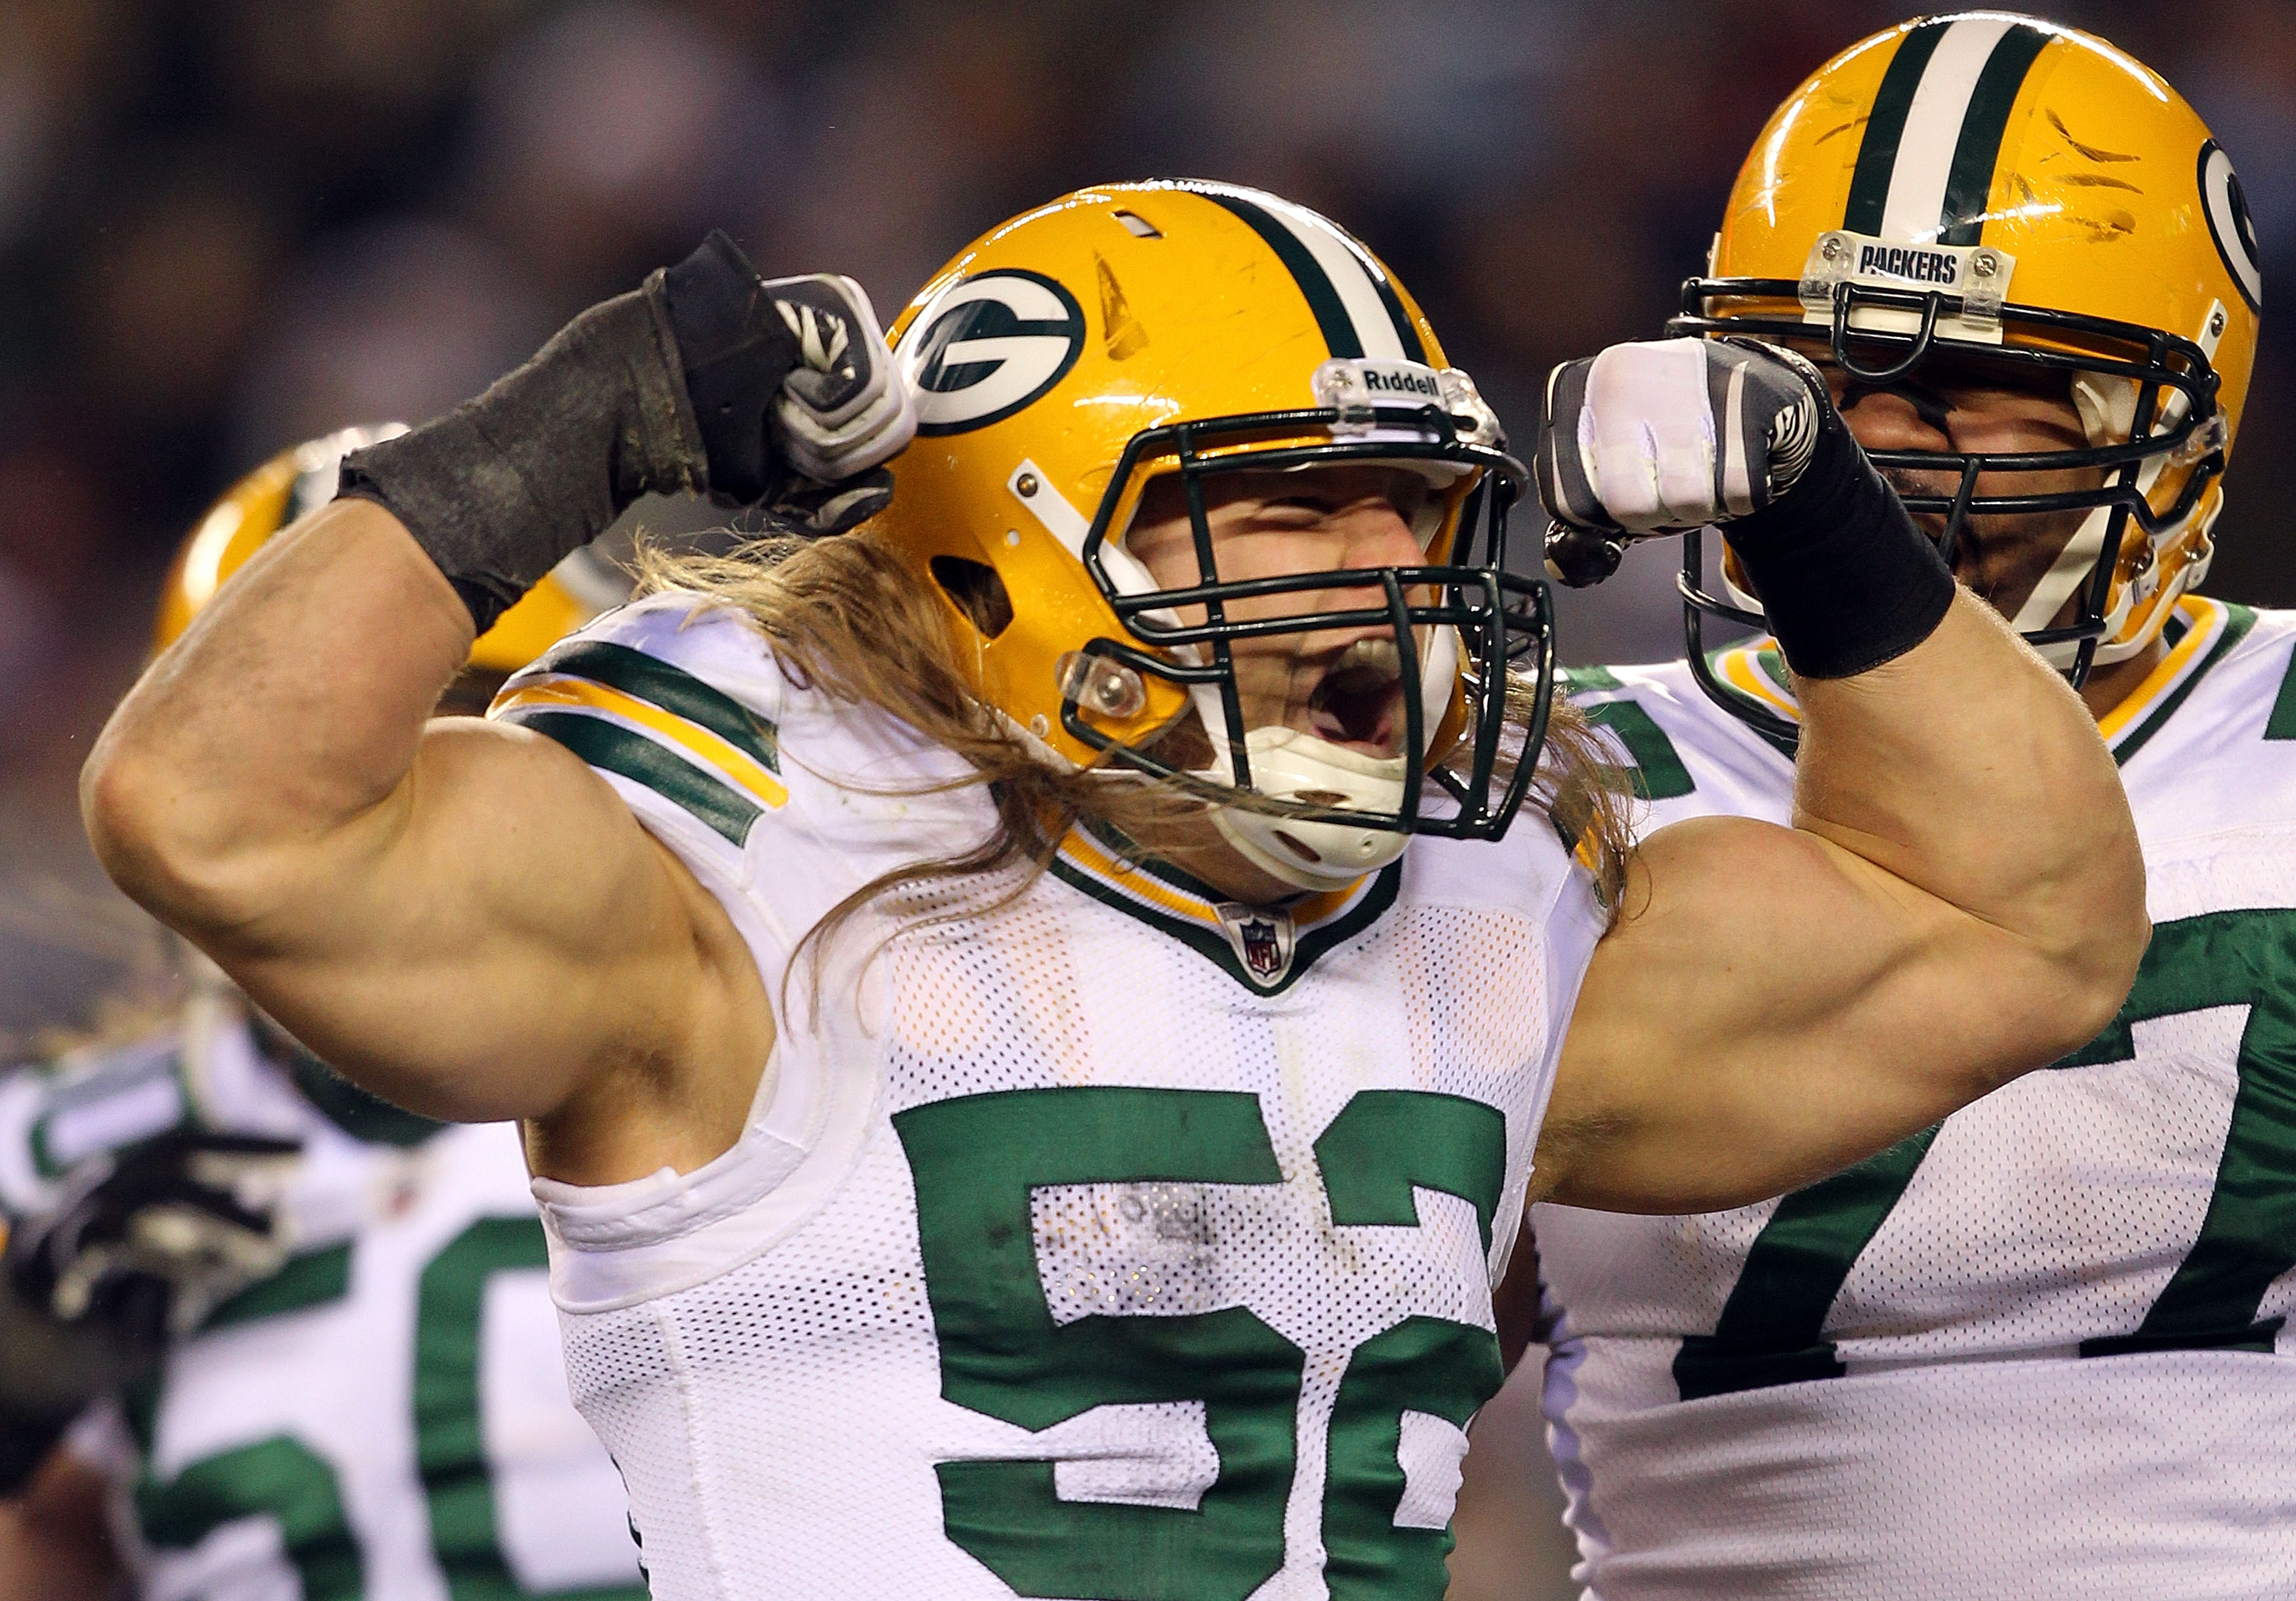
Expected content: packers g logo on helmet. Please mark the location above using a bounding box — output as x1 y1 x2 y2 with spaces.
904 270 1086 435
2200 140 2264 315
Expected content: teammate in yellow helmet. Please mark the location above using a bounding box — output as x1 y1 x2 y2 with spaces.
1514 17 2292 1598
82 187 2141 1598
157 424 634 705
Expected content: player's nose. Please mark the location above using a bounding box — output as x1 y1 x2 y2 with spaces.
1330 498 1425 571
1838 386 1954 455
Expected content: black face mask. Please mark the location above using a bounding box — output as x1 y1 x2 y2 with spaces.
1669 268 2228 745
1065 402 1551 844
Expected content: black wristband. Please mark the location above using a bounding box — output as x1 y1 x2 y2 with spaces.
1722 403 1956 680
337 280 710 635
0 1270 156 1495
661 231 803 505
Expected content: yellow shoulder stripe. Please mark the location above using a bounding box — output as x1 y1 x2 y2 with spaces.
492 676 789 810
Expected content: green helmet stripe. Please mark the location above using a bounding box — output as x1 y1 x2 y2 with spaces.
1844 18 1949 234
1202 190 1364 358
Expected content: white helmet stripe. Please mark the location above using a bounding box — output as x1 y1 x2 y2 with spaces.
1878 16 2019 243
1252 198 1408 362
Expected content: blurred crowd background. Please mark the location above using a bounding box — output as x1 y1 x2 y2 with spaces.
0 3 2289 1591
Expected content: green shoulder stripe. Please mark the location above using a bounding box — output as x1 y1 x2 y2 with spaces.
1557 664 1622 696
538 639 779 774
1582 699 1694 800
508 709 761 846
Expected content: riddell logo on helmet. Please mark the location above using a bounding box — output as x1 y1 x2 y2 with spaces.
1856 244 1960 286
1359 364 1443 401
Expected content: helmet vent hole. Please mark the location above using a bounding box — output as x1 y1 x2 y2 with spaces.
929 556 1015 639
1271 830 1323 864
1112 209 1162 239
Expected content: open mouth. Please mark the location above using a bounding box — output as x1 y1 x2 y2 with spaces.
1306 638 1406 754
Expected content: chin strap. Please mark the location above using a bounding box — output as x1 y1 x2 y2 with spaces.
1186 627 1461 894
2015 367 2219 669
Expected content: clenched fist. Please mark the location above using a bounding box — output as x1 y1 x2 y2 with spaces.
1536 338 1824 586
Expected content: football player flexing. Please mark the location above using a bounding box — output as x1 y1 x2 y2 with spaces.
1517 16 2289 1599
81 185 2141 1600
1 434 647 1600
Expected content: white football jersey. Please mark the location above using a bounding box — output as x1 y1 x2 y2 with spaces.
485 589 1606 1601
1533 596 2296 1600
0 1003 645 1601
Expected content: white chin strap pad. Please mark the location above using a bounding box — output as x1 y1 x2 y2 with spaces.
2021 371 2199 669
1187 625 1461 893
1204 727 1411 892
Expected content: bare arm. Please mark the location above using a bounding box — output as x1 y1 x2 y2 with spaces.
1536 589 2144 1212
79 242 916 1184
0 1453 117 1601
82 499 768 1180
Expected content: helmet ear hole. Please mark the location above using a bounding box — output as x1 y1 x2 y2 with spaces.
930 556 1015 638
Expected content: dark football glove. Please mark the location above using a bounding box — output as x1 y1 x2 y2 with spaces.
0 1129 299 1495
661 231 916 511
1536 337 1822 586
9 1129 300 1344
341 230 918 633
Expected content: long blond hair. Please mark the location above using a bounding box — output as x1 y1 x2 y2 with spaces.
639 530 1634 976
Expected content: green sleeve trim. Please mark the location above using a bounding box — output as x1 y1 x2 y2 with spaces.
505 709 761 846
537 639 779 773
285 1049 441 1150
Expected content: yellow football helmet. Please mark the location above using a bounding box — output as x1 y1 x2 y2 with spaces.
155 425 630 682
1673 12 2260 726
871 181 1545 890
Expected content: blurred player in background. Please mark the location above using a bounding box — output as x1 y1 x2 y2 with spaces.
0 430 647 1600
1514 16 2289 1598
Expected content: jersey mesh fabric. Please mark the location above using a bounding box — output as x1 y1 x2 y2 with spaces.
1536 614 2296 1600
522 593 1601 1600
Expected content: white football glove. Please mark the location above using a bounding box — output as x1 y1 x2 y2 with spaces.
1536 337 1823 585
766 274 918 484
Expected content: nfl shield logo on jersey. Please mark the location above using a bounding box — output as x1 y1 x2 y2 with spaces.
1216 902 1298 988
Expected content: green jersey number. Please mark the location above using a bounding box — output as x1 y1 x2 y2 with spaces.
134 1216 645 1600
894 1086 1507 1601
136 1438 361 1600
1559 669 1697 802
1675 909 2296 1400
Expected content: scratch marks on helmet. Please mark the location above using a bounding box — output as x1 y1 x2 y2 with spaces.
1095 254 1149 363
2044 108 2140 163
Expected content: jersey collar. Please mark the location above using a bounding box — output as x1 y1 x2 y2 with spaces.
1045 821 1400 995
1704 595 2255 767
